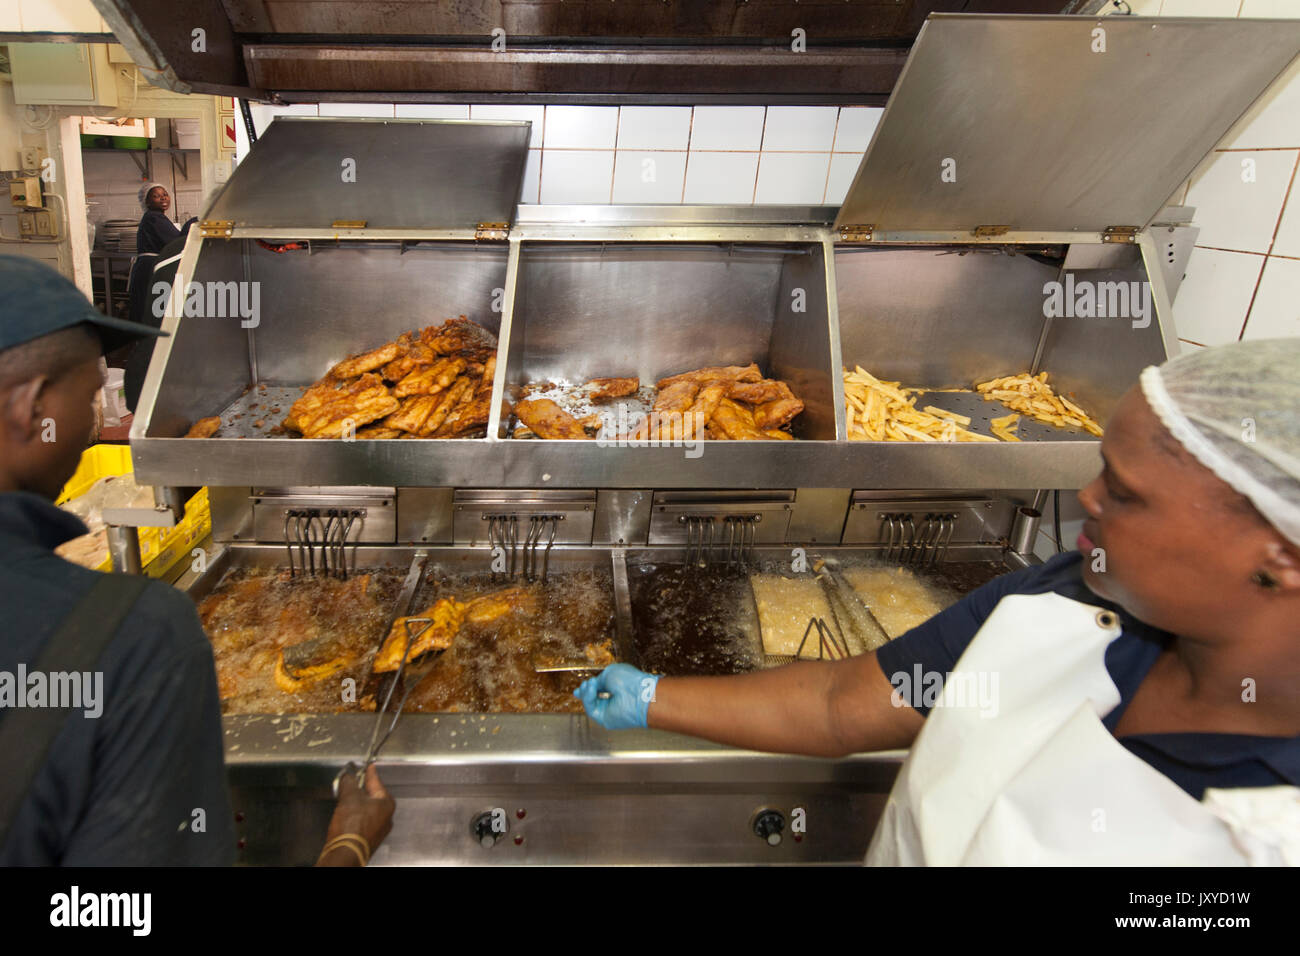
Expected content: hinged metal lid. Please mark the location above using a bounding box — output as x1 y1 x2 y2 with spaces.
202 117 530 233
835 15 1300 236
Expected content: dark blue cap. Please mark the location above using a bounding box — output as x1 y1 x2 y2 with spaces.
0 254 168 355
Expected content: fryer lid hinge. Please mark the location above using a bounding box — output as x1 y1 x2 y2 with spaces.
972 224 1013 238
475 221 511 241
837 224 875 243
199 219 234 238
1102 225 1139 243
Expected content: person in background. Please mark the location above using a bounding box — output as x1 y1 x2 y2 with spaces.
577 339 1300 865
135 183 197 256
0 256 393 866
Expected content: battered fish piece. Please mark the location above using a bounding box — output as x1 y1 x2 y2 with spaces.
329 342 403 379
274 637 355 692
421 316 498 358
753 395 805 430
419 376 475 436
464 586 538 624
383 394 441 434
381 343 435 382
283 379 342 433
656 364 762 391
585 377 639 401
764 429 794 440
355 425 403 440
373 598 467 673
183 416 221 438
298 374 401 439
435 356 495 437
514 398 588 440
394 357 467 398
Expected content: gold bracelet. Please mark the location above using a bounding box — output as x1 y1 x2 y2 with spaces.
318 835 369 867
334 832 372 860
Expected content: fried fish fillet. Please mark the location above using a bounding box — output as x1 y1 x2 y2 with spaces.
418 376 474 436
394 357 467 398
656 364 762 391
753 395 805 430
329 342 403 379
514 398 588 440
298 374 401 439
586 377 639 401
421 316 498 358
184 416 222 438
434 355 495 437
383 394 442 434
372 598 466 673
355 425 404 440
381 343 435 382
463 586 538 624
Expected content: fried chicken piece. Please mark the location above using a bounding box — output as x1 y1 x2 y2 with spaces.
654 382 727 441
373 598 467 673
284 379 347 433
394 357 467 398
329 342 403 379
585 377 639 401
355 425 403 440
728 379 792 405
753 395 805 430
183 416 222 438
656 364 762 391
381 343 435 382
709 398 769 440
764 428 794 440
298 374 401 439
383 394 442 434
514 398 588 440
653 381 699 413
687 383 728 431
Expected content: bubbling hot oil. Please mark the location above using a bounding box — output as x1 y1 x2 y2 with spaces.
627 564 764 676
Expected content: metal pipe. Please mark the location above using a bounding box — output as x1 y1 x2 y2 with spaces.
1009 506 1042 556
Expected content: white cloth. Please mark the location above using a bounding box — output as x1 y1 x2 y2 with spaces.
865 592 1300 866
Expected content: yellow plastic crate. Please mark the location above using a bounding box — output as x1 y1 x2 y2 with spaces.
56 444 211 578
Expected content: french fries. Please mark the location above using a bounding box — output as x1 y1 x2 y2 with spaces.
845 366 1103 442
845 367 996 443
974 371 1103 436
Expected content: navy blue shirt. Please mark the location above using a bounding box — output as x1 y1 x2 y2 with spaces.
0 492 234 865
875 552 1300 800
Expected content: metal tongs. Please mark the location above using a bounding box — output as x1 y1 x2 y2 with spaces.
334 617 444 795
794 617 852 661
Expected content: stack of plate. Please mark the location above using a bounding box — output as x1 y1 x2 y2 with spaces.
97 220 139 251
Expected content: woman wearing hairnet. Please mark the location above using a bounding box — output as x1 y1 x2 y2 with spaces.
577 338 1300 865
135 182 197 256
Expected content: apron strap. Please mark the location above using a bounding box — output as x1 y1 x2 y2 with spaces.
0 573 150 850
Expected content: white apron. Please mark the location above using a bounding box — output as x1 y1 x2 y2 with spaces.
865 592 1300 866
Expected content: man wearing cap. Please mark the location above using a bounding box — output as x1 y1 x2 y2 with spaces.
0 256 395 866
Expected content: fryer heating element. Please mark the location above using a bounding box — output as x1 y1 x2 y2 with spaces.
283 508 364 578
878 512 957 566
681 514 760 569
485 513 562 582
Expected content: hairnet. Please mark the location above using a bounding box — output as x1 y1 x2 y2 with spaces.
138 182 167 212
1140 338 1300 549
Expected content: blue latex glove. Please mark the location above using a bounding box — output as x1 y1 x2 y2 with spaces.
574 663 661 730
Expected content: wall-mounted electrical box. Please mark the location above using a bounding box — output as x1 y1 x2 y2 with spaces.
9 177 44 209
10 43 119 108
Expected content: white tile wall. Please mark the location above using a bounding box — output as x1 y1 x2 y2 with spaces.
1109 0 1300 351
239 104 885 208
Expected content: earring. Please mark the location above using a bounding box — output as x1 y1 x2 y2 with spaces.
1251 570 1279 590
